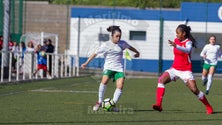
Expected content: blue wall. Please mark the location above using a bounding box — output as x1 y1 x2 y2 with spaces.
72 2 222 22
79 57 206 73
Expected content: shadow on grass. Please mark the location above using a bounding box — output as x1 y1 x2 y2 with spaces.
134 109 183 112
134 109 222 114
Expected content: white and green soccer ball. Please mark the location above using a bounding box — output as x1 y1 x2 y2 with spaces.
40 51 46 57
102 98 115 111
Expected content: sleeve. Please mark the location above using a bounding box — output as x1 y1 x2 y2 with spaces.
120 40 131 50
200 45 207 57
216 45 222 58
175 41 192 54
94 43 107 55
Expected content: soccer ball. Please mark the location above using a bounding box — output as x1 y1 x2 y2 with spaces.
40 51 46 57
102 98 115 111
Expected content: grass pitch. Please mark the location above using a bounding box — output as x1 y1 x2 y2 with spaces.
0 76 222 125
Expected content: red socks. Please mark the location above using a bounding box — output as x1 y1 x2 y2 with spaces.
198 91 213 114
155 87 165 106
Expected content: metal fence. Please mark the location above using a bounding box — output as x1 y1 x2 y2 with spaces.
0 51 78 83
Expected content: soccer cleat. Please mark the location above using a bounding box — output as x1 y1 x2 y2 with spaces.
47 76 53 79
206 105 213 114
205 90 209 95
93 102 101 111
203 79 208 86
111 106 119 112
152 104 162 112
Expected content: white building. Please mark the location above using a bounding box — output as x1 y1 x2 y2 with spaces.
69 2 222 73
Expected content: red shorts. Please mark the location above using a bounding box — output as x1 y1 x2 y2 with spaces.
37 64 47 71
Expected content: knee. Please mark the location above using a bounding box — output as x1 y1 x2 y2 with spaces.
158 75 166 83
190 87 199 95
158 77 163 83
158 72 170 83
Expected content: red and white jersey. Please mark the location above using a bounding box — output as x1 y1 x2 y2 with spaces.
172 38 192 71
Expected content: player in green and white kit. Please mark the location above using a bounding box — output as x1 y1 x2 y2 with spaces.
200 35 222 95
81 26 140 111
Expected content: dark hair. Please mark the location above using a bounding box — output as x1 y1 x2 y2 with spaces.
47 39 52 43
107 25 122 36
177 24 197 48
209 35 216 40
20 41 26 49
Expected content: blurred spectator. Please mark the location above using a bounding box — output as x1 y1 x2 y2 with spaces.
46 39 54 74
0 36 3 50
46 39 54 53
20 42 26 59
33 44 52 79
11 41 19 71
8 40 13 51
18 42 26 74
26 41 35 52
0 36 2 66
24 41 35 77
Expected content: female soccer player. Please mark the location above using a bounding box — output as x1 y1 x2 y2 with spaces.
200 35 221 95
81 25 140 111
152 24 213 114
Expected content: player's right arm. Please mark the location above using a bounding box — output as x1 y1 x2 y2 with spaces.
200 45 207 59
81 53 97 69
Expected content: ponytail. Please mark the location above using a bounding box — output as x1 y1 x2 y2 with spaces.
107 25 122 35
177 24 197 48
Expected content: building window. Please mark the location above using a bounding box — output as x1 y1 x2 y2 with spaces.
129 31 146 41
98 33 109 41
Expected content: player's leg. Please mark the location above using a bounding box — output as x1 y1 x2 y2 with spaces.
206 66 216 95
44 65 53 79
32 69 38 76
33 64 41 77
186 80 213 114
93 70 111 111
202 63 209 86
153 71 172 112
111 72 124 112
112 77 124 104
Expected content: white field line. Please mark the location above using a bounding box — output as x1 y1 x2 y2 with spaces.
30 89 98 93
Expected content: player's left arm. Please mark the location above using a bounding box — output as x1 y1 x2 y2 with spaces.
81 53 97 69
168 40 192 54
217 45 222 58
128 46 140 58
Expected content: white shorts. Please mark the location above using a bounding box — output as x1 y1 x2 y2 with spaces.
166 68 195 83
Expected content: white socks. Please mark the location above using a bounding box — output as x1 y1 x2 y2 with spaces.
112 88 122 104
206 74 212 91
98 83 122 104
197 91 204 99
202 76 207 81
98 83 107 104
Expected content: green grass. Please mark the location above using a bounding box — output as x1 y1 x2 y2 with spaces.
0 76 222 125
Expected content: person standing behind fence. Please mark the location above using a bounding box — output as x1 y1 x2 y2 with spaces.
26 41 35 52
24 41 35 77
152 24 213 114
81 25 140 111
33 44 52 79
0 36 3 66
18 42 26 74
45 39 54 75
11 41 19 72
0 36 3 50
200 35 222 95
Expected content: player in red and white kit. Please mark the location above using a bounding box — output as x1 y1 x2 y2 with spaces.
152 24 213 114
